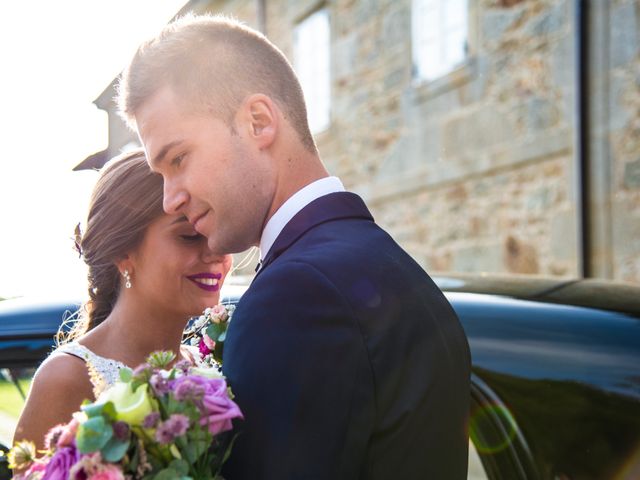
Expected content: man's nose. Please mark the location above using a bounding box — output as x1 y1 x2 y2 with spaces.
201 248 227 264
163 180 188 215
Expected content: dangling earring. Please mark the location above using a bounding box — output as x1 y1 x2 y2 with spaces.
123 269 132 289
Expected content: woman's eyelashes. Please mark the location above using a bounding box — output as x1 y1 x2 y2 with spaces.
180 233 204 242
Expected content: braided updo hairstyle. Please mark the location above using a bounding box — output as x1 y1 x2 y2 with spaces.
61 149 164 343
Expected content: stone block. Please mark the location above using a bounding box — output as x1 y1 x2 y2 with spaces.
334 32 358 79
524 0 568 38
384 67 407 90
383 5 409 48
550 34 575 90
550 209 578 262
504 235 540 274
624 159 640 189
518 96 560 133
612 199 640 258
482 6 525 43
452 244 503 273
609 75 633 131
610 1 639 69
443 105 516 158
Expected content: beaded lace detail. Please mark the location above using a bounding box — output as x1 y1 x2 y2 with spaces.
54 342 127 397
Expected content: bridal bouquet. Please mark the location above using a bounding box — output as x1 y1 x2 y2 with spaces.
183 303 235 367
9 349 242 480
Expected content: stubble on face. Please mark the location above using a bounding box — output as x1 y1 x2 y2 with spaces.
206 133 275 255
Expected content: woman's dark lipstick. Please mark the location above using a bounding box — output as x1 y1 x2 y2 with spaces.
187 272 222 292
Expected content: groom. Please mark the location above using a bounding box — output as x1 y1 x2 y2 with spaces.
118 14 470 479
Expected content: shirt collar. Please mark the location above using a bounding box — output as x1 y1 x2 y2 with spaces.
259 176 345 261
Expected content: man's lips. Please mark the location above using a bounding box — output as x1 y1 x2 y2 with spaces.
187 272 222 292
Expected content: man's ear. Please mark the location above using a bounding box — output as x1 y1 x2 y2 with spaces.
241 94 277 149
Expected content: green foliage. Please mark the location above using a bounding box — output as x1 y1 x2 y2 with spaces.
101 436 130 462
77 416 113 453
119 367 133 383
147 351 177 369
0 378 31 418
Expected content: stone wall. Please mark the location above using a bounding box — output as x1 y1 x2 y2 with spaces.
606 0 640 282
180 0 639 282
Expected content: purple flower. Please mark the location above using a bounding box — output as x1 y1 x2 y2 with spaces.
172 378 206 402
112 421 130 442
155 414 190 444
41 445 80 480
172 375 243 436
142 412 161 429
174 360 191 373
150 373 170 395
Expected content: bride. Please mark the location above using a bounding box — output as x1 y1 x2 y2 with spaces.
13 149 232 450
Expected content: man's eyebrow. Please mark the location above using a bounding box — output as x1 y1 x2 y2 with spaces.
150 140 183 168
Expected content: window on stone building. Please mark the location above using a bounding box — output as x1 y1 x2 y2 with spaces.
412 0 468 82
294 8 331 134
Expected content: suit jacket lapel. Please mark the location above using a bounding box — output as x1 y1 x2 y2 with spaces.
254 192 373 279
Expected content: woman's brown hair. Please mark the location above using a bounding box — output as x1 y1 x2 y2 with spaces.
59 149 164 343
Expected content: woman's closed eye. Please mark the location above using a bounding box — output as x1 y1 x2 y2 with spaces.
180 233 204 242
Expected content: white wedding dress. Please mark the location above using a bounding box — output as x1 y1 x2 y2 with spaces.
50 342 199 397
52 342 127 397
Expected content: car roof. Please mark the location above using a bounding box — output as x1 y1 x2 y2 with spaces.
432 273 640 316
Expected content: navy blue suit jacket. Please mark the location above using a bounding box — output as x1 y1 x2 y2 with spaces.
223 192 470 479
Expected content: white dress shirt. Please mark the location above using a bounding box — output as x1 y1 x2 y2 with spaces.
258 177 345 267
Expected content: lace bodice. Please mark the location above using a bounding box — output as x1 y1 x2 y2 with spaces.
53 342 127 397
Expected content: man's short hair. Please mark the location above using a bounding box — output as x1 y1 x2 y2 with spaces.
117 14 316 152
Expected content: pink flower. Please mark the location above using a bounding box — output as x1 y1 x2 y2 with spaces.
14 461 46 479
57 418 79 448
198 338 212 357
203 332 216 350
211 305 226 316
87 465 125 480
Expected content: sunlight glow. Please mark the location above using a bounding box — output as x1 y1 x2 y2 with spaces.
0 1 186 299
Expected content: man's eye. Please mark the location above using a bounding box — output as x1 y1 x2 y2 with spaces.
171 154 185 167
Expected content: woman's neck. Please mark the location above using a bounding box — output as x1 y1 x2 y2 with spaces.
81 296 188 367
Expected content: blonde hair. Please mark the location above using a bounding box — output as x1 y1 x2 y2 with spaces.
117 14 317 152
58 149 164 344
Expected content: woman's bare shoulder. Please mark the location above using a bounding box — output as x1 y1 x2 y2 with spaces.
33 351 93 388
13 353 94 447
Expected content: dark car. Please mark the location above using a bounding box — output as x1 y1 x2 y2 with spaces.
1 276 639 480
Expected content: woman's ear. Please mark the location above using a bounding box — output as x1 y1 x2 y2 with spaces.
241 94 278 149
115 255 133 279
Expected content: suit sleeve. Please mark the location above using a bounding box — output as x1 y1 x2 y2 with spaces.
222 260 375 480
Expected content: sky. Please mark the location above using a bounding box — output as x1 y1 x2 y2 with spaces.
0 1 186 299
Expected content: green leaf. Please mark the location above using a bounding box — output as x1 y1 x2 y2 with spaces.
101 437 130 462
119 367 133 383
169 459 190 476
81 401 107 418
77 416 113 453
153 468 192 480
206 322 226 342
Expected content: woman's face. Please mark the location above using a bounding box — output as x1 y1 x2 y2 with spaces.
126 214 233 319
